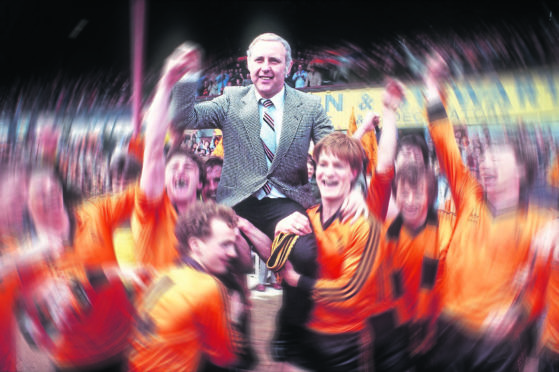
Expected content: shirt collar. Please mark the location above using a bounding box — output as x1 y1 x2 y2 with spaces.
387 206 439 239
255 86 285 109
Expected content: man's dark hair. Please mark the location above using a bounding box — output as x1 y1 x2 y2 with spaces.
204 156 223 171
392 163 438 207
397 134 429 166
109 153 141 182
508 135 538 206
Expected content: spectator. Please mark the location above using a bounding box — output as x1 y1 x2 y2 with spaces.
202 156 223 202
242 72 252 86
305 63 322 87
215 69 229 95
291 64 308 88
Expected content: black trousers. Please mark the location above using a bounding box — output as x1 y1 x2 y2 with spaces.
300 329 368 372
419 317 531 372
53 355 125 372
234 197 318 363
539 347 559 372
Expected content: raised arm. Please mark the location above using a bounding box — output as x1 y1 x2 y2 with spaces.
359 80 405 221
140 43 202 200
376 79 404 173
423 52 479 213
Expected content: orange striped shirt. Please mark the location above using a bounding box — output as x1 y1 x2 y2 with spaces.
129 266 238 372
427 98 554 334
305 206 389 334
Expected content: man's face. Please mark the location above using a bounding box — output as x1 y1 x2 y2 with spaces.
396 176 429 230
395 144 425 171
193 218 238 275
165 154 201 204
479 145 520 203
28 171 66 231
247 40 292 99
202 164 222 201
0 171 28 234
315 151 356 207
307 158 315 181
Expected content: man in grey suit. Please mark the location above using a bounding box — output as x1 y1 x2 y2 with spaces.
160 33 364 368
170 33 332 214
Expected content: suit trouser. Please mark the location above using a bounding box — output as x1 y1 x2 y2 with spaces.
419 317 531 372
234 196 318 365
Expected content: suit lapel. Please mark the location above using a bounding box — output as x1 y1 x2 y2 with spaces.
271 86 303 172
239 86 268 170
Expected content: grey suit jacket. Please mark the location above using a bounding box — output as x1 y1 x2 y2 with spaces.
171 82 333 208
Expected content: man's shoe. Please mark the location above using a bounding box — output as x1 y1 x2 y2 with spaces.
255 284 266 292
272 283 282 290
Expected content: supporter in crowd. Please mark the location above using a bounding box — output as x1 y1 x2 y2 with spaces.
291 64 308 89
109 152 142 194
242 72 252 86
420 52 558 371
215 69 230 95
306 153 320 206
18 165 139 371
0 166 31 244
129 201 251 372
305 63 322 87
35 123 60 165
0 165 32 372
202 156 223 202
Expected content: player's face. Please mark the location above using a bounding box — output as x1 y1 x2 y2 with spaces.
195 218 238 275
396 176 429 230
202 165 222 201
479 145 520 204
165 154 201 204
28 171 66 231
247 40 292 99
316 151 356 208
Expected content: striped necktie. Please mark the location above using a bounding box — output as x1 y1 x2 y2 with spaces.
260 98 276 194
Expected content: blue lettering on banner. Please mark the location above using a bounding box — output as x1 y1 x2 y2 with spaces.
359 93 373 110
451 82 466 106
516 75 537 108
545 71 558 105
325 94 343 113
465 82 480 106
492 77 512 107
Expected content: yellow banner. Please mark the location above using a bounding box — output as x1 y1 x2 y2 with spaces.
310 68 559 130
